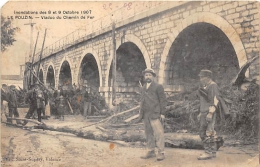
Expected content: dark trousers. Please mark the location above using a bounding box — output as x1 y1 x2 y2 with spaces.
25 105 37 119
57 105 65 121
8 107 20 123
199 112 217 154
199 112 208 141
50 104 58 116
24 105 42 123
37 108 42 122
42 106 45 116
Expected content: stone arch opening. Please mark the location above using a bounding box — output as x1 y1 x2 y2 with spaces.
59 60 72 89
46 65 55 88
39 69 44 83
166 22 239 87
108 42 147 88
78 53 100 92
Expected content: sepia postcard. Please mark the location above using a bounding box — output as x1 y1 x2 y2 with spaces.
1 1 259 167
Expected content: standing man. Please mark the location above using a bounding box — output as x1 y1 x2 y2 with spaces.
23 84 37 125
50 90 59 117
42 89 48 118
57 94 66 121
83 89 92 117
24 83 44 124
34 83 45 122
137 68 167 161
197 69 223 160
1 84 10 122
6 85 21 124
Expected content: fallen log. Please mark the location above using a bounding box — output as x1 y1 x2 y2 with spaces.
4 118 211 150
164 133 203 149
6 117 44 125
4 122 24 128
105 124 130 128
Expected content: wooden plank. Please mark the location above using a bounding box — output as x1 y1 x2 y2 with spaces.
108 140 129 147
104 105 140 123
96 126 108 132
124 114 139 123
87 116 107 119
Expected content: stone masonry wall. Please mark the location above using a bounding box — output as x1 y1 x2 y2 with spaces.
38 1 259 92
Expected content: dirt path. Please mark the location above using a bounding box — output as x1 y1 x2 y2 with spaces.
1 123 258 167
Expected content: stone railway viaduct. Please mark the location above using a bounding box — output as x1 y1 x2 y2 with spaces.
27 1 259 104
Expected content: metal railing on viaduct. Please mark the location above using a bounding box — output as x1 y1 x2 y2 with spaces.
32 1 179 62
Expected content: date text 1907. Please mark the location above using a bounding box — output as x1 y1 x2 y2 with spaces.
81 10 91 14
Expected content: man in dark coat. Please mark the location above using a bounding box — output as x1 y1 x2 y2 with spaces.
197 69 227 160
83 90 92 117
137 68 167 161
50 90 59 117
24 83 45 124
6 85 21 124
42 89 49 118
1 84 9 121
57 94 66 121
34 84 45 122
23 84 37 125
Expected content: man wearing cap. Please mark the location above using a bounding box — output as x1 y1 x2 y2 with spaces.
197 69 223 160
6 85 22 124
137 68 167 161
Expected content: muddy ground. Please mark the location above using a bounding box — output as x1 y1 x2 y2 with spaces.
1 122 258 167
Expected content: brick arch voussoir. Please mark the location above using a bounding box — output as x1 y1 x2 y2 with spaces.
159 11 247 85
45 61 56 88
105 34 151 87
38 66 44 84
57 57 74 89
76 48 103 88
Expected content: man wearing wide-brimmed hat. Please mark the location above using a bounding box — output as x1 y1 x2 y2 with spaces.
137 68 167 161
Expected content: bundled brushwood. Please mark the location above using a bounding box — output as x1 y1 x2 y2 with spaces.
220 83 259 143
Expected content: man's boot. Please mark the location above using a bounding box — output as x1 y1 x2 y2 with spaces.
216 136 224 151
197 152 213 160
212 152 216 158
6 118 12 123
198 138 214 160
157 152 165 161
141 150 156 159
